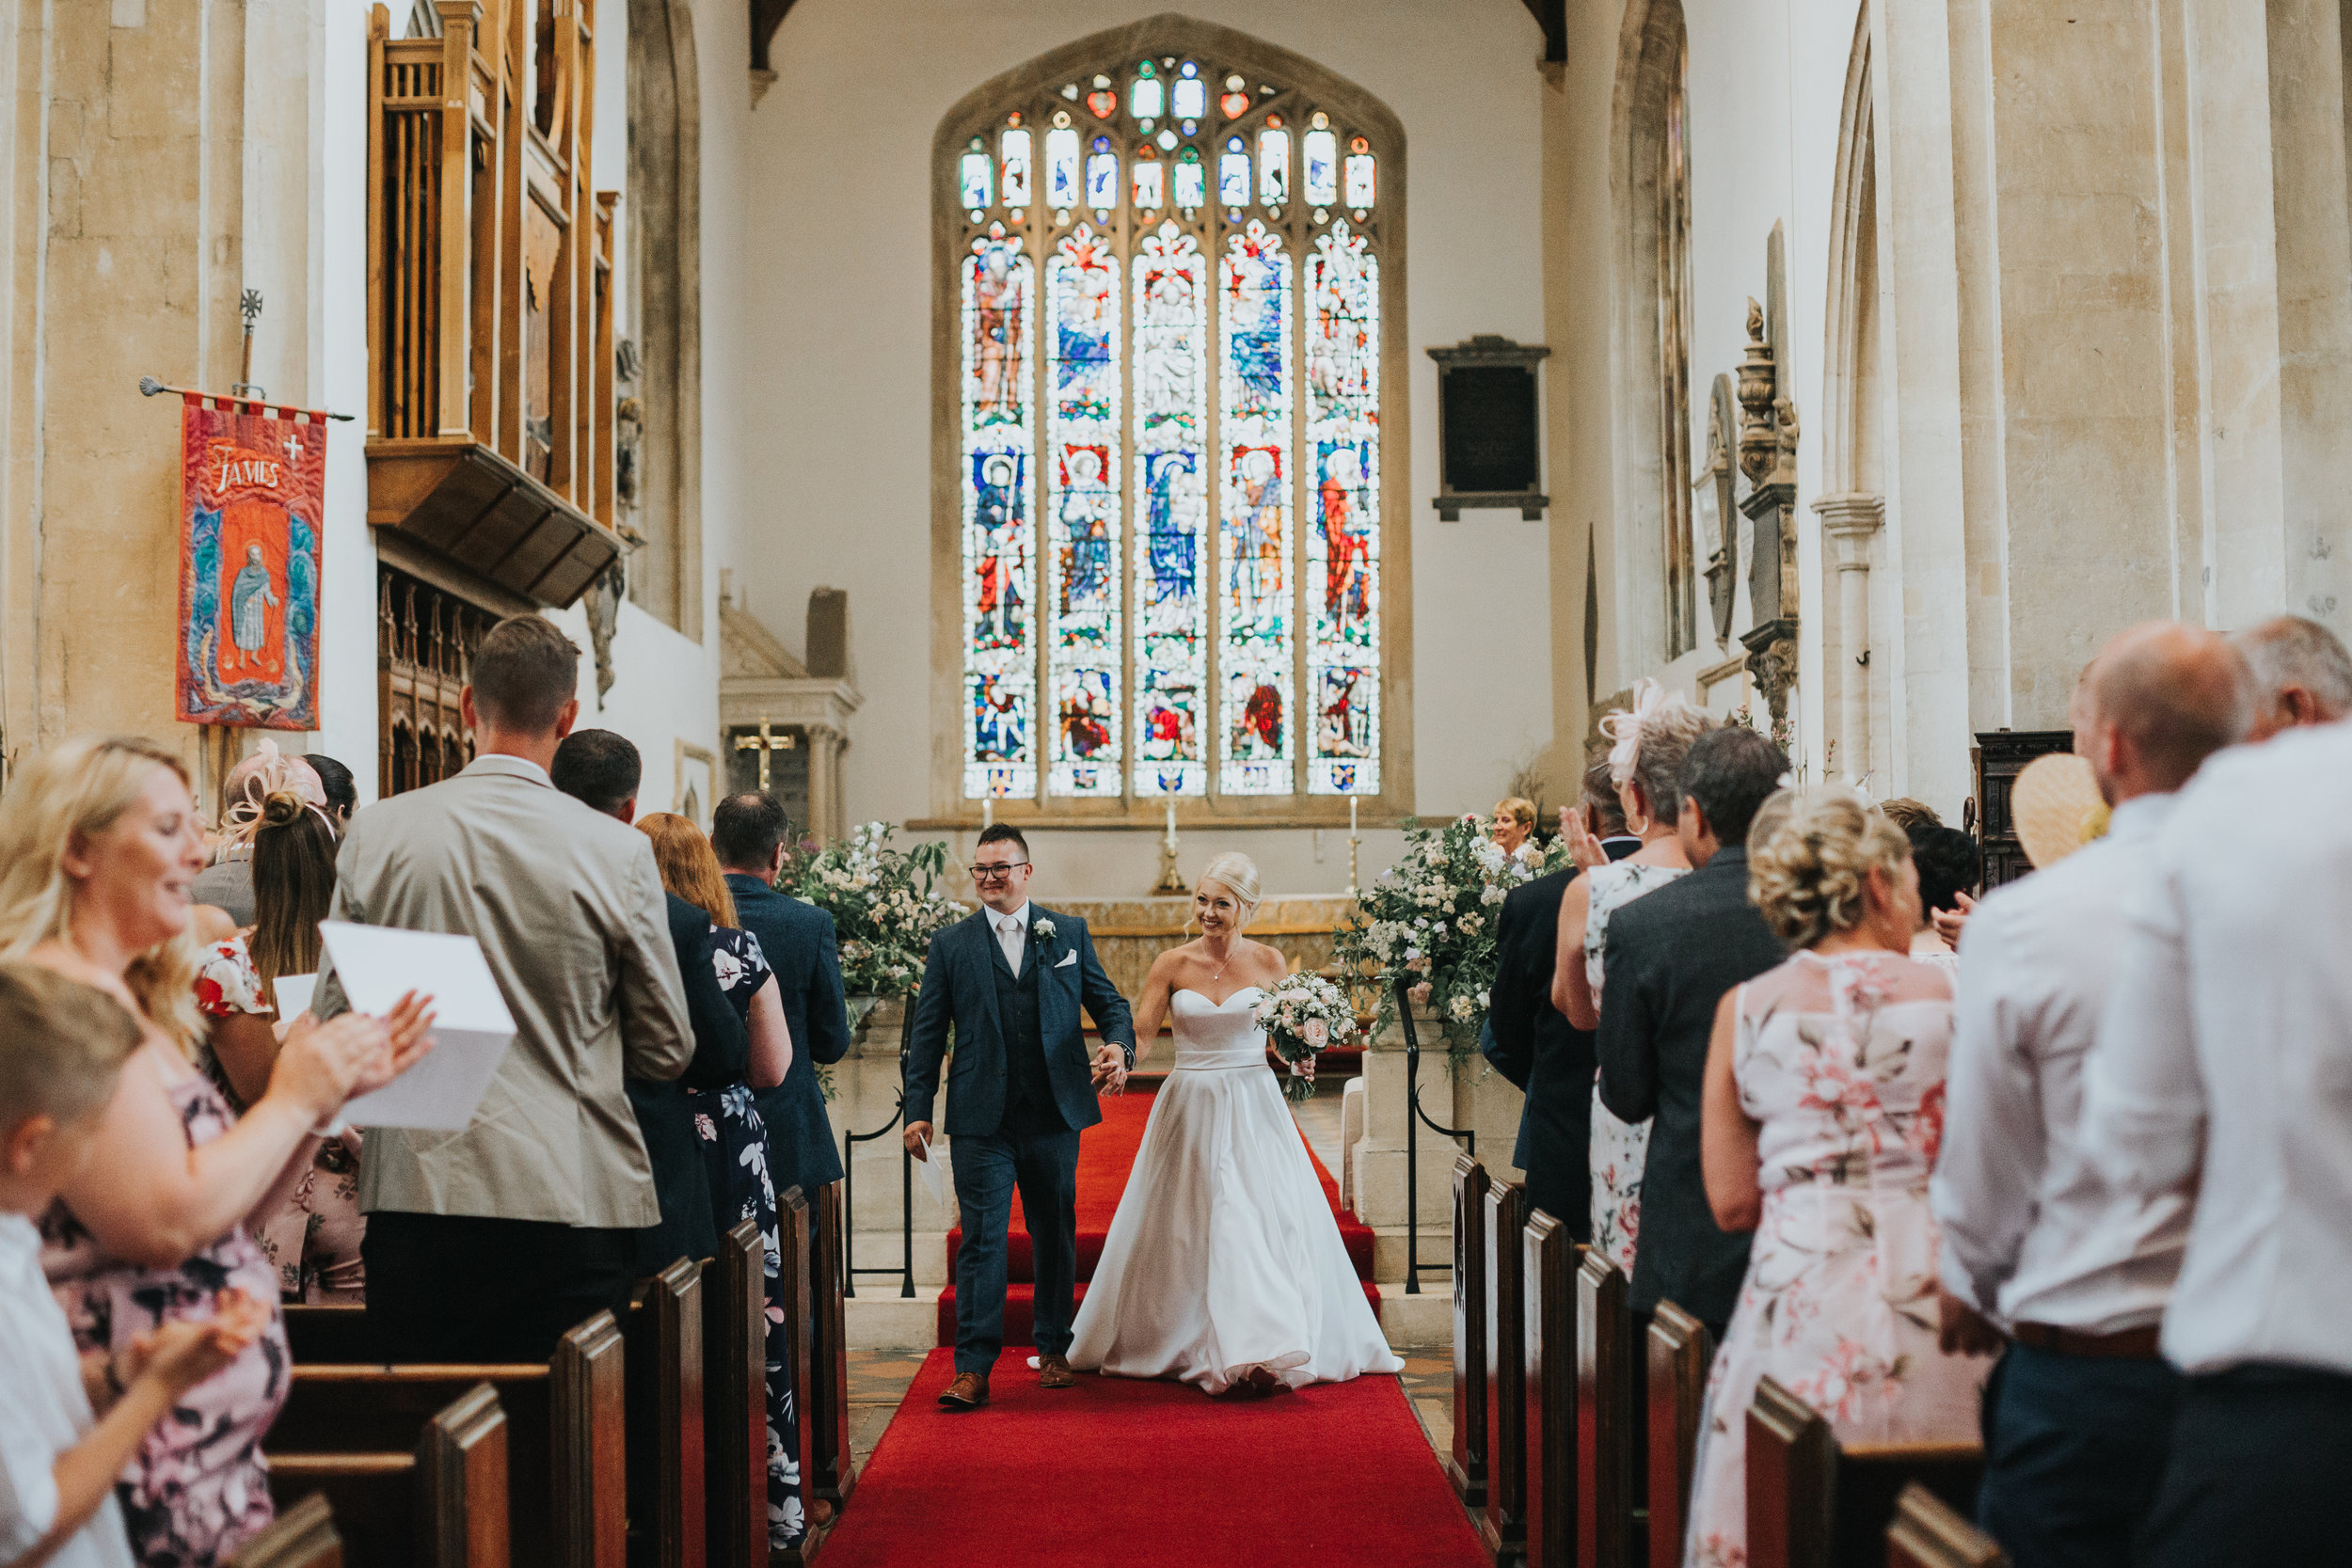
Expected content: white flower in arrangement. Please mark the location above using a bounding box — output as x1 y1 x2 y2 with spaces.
1033 917 1057 942
1460 913 1482 935
1304 1016 1329 1047
1448 993 1476 1022
1482 884 1508 906
1472 838 1506 874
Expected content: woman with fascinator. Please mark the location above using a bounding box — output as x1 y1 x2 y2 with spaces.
1549 679 1714 1274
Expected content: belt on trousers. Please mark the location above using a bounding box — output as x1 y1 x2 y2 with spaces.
2010 1321 2165 1360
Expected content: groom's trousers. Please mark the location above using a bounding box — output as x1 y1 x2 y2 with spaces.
950 1121 1082 1376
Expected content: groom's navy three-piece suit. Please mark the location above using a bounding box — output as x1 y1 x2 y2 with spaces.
904 904 1136 1376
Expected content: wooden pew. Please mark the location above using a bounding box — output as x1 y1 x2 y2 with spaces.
1577 1249 1639 1568
1448 1154 1490 1507
1745 1376 1983 1568
282 1303 370 1364
1645 1303 1713 1568
624 1259 707 1568
703 1221 766 1568
1521 1211 1575 1568
776 1191 818 1557
229 1492 344 1568
1885 1484 2009 1568
264 1383 508 1568
807 1182 854 1511
1483 1179 1529 1562
276 1311 627 1568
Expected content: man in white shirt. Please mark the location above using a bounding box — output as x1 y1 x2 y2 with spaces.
1932 622 2250 1568
2229 612 2352 737
2080 700 2352 1565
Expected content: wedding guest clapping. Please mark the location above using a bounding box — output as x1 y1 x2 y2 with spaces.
0 737 427 1565
0 962 271 1568
1680 788 1988 1568
1932 622 2249 1568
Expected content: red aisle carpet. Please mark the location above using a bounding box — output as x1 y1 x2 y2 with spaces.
817 1347 1486 1568
937 1085 1379 1345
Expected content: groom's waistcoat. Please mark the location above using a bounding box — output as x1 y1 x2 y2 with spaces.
990 931 1061 1132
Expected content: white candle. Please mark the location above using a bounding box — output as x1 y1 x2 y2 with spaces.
1350 796 1359 835
1166 798 1177 846
983 797 993 830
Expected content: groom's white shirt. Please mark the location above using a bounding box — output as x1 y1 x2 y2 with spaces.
992 901 1032 977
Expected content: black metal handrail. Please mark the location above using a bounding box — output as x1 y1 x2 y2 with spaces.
841 1001 915 1300
1399 976 1475 1295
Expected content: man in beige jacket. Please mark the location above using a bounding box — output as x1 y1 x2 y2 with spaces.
320 614 692 1361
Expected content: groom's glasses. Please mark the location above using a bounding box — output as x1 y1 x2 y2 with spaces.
971 863 1029 883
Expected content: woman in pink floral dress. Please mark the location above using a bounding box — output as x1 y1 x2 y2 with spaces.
1681 788 1992 1568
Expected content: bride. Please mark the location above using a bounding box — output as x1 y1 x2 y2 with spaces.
1068 851 1402 1395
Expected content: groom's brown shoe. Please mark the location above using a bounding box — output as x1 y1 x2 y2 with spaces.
1038 1354 1076 1389
938 1371 989 1409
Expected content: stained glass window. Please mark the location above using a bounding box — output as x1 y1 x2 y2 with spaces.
949 50 1390 808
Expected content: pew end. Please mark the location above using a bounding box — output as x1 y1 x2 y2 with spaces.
1481 1179 1529 1562
1520 1210 1575 1568
265 1383 509 1568
1576 1247 1641 1568
1745 1375 1986 1568
625 1258 707 1568
1448 1154 1491 1509
1645 1302 1712 1568
703 1221 767 1568
230 1491 344 1568
1884 1483 2009 1568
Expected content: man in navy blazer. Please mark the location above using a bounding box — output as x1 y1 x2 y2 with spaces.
901 824 1136 1409
713 794 855 1209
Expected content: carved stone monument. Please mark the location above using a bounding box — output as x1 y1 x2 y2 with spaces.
1734 300 1800 726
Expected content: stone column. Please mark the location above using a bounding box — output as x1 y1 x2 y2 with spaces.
807 724 843 840
1814 494 1885 784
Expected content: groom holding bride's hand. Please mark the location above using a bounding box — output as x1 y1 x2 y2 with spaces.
901 824 1136 1409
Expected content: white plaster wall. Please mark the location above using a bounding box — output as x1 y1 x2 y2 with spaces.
734 0 1552 894
315 0 378 797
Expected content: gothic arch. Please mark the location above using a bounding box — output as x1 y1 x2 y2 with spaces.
1607 0 1696 675
927 14 1413 823
624 0 703 639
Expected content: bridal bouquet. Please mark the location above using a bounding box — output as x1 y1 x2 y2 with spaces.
776 821 966 1000
1334 813 1568 1049
1255 973 1360 1103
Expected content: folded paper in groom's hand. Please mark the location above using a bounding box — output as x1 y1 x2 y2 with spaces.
915 1130 951 1210
320 921 516 1132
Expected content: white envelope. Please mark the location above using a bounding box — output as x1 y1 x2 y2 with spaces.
273 973 317 1020
319 921 516 1132
914 1131 951 1210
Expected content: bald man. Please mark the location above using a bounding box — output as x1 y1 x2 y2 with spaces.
2230 613 2352 740
1932 622 2251 1568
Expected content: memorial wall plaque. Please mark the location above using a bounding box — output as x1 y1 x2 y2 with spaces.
1428 336 1550 520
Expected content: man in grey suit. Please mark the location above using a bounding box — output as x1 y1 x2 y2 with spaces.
321 614 693 1362
1596 725 1788 1338
901 824 1136 1409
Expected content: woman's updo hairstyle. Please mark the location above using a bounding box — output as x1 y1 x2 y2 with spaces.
1745 786 1913 950
1197 850 1263 925
1598 678 1713 828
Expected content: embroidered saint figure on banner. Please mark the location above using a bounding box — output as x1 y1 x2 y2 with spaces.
175 398 326 729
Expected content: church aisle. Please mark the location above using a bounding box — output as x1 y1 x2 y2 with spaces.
817 1346 1487 1567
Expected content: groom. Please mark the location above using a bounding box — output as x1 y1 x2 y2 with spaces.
903 823 1136 1409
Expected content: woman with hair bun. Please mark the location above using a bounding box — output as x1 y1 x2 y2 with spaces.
1550 678 1712 1273
1069 850 1401 1396
1677 788 1989 1568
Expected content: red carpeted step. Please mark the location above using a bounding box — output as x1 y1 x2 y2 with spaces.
935 1280 1387 1355
938 1087 1376 1347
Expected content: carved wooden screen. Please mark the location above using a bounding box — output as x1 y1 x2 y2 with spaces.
377 566 486 798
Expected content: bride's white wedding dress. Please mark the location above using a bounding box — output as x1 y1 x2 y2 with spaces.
1067 986 1403 1394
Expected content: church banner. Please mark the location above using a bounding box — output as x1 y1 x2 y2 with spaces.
175 396 326 729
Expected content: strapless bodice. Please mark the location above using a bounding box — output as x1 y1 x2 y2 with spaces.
1168 987 1270 1069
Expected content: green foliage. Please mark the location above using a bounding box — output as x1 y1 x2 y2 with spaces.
776 822 965 1000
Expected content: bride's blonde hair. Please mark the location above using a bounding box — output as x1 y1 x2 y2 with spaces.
1195 851 1263 929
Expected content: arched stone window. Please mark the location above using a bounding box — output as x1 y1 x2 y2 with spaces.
933 20 1407 821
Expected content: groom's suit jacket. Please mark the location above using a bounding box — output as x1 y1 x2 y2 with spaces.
903 906 1135 1138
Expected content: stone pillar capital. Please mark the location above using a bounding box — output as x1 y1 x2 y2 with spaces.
1813 491 1884 570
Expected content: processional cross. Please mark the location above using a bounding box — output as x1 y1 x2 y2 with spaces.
734 718 797 792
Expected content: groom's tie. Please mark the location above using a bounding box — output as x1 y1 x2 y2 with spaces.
995 913 1025 978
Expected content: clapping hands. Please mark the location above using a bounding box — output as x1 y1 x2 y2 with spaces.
1559 805 1610 871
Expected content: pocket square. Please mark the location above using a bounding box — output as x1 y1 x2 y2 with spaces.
1055 951 1078 968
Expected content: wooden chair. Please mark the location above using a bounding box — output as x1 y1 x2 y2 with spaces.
807 1182 854 1512
265 1383 508 1568
229 1492 343 1568
277 1311 625 1568
1520 1211 1575 1568
702 1220 767 1568
1645 1302 1713 1568
624 1259 707 1568
1448 1154 1490 1507
1745 1376 1984 1568
1483 1179 1529 1562
1577 1249 1639 1568
1885 1483 2009 1568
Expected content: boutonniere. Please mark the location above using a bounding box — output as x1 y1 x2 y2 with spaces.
1032 916 1057 944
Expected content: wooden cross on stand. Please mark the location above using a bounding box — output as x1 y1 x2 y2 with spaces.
733 718 797 792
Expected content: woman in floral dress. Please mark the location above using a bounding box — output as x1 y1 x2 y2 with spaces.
1552 678 1710 1271
635 813 804 1550
1681 789 1991 1568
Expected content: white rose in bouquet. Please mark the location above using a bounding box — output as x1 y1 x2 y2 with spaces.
1304 1017 1328 1048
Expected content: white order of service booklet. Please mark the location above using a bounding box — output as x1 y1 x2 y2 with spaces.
318 921 516 1132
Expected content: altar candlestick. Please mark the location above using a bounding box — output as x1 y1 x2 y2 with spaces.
983 797 993 830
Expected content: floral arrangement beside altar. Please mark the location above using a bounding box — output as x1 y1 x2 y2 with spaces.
1256 973 1361 1102
1333 813 1565 1048
777 821 965 1000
